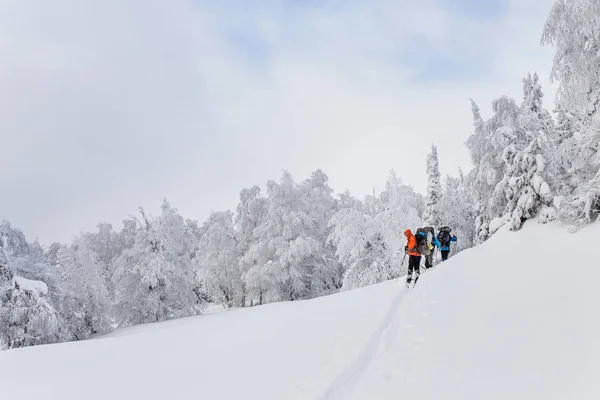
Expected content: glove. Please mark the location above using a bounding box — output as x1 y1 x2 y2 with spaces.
404 246 408 254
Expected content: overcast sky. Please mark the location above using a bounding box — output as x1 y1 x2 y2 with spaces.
1 0 557 244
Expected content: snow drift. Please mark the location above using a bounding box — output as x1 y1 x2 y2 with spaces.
0 220 598 399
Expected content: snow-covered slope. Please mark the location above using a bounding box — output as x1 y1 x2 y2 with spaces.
1 221 599 400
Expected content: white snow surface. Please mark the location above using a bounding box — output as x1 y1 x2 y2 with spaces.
1 220 599 399
488 214 510 234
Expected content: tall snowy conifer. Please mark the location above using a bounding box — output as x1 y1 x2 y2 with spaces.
542 0 600 115
467 96 522 242
542 0 600 229
501 72 554 230
422 145 443 227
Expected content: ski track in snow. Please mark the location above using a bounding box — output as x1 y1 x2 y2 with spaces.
315 282 409 400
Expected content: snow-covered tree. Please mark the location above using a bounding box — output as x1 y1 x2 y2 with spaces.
542 0 600 230
299 170 341 295
0 274 65 349
466 96 522 242
542 0 600 115
328 172 423 290
501 73 555 230
438 170 476 252
328 209 397 290
0 222 30 260
83 223 124 270
195 211 242 308
422 145 443 227
112 201 200 326
468 74 555 234
120 219 138 251
236 185 267 306
0 225 13 284
0 222 67 349
559 169 600 230
337 190 364 212
243 171 327 302
81 222 129 299
57 240 112 339
377 171 423 239
548 105 582 196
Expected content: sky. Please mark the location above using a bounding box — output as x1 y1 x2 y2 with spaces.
0 0 558 244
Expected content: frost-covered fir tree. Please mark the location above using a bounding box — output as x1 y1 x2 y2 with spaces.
542 0 600 229
422 145 443 227
467 100 492 242
542 0 600 115
501 72 555 230
195 211 242 308
57 240 112 339
550 105 583 196
466 97 522 242
112 201 200 326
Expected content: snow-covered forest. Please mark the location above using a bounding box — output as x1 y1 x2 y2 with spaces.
1 0 599 350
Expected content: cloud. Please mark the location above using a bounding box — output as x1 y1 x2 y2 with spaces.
0 0 556 244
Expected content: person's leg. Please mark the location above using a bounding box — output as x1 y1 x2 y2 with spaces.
441 250 449 261
425 252 433 269
407 256 416 284
414 256 422 283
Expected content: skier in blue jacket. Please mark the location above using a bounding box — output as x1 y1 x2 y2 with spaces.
436 226 457 261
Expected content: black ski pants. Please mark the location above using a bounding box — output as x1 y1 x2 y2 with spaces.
441 250 450 261
407 255 421 284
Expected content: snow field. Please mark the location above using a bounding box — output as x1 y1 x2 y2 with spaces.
1 220 599 400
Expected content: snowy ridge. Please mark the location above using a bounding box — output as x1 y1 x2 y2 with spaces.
1 220 599 399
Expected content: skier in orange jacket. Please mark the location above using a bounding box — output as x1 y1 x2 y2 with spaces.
404 229 422 287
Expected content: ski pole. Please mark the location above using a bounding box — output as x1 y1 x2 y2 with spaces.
397 249 408 282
